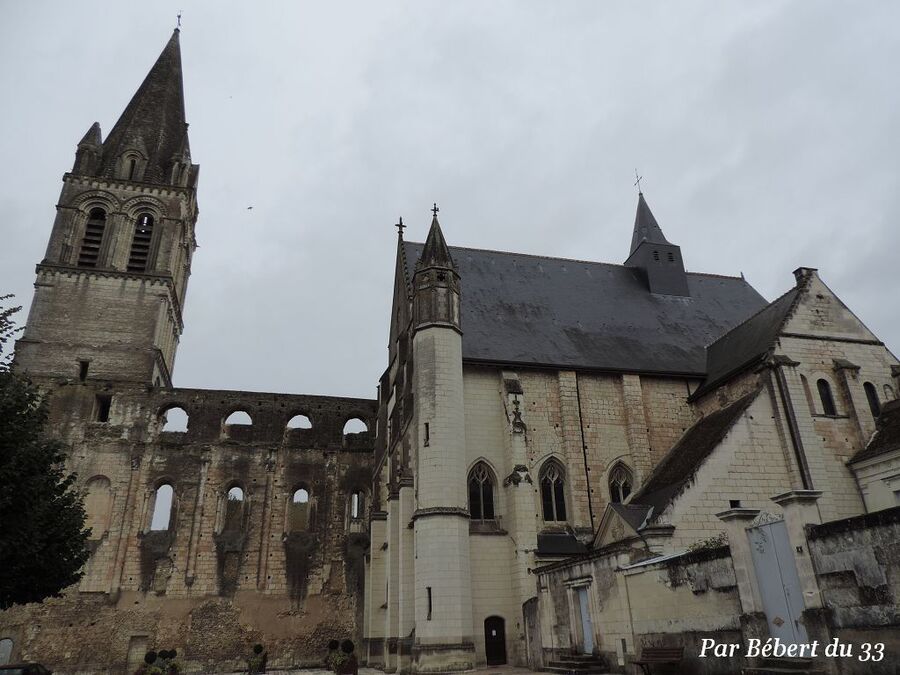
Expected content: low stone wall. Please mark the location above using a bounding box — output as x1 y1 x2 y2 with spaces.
807 506 900 675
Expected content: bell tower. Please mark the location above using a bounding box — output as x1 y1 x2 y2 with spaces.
15 30 199 387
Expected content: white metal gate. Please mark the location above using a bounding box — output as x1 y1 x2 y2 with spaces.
748 519 808 645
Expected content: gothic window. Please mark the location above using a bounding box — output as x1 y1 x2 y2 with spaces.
864 382 881 419
540 461 567 522
77 208 107 267
468 463 495 521
817 379 837 416
608 464 633 504
150 484 174 531
290 487 311 531
223 485 244 532
126 213 154 272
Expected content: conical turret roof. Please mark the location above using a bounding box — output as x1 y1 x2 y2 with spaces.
417 213 455 269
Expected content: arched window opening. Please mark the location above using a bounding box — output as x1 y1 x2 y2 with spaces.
667 251 674 262
223 485 245 532
287 414 312 429
127 157 137 180
350 490 365 520
652 250 660 261
864 382 881 419
0 638 12 666
126 213 154 272
161 406 189 433
150 484 174 531
817 379 837 416
77 208 107 267
343 418 368 435
540 461 567 522
468 463 495 521
290 488 311 531
224 410 253 426
85 476 112 540
609 464 633 504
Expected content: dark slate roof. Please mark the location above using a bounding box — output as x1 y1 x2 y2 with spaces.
629 193 671 255
402 242 768 375
631 391 758 517
693 287 800 397
537 531 587 556
99 30 189 184
609 503 652 531
850 399 900 464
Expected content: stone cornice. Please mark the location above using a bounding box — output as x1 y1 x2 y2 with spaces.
411 506 469 522
63 172 196 200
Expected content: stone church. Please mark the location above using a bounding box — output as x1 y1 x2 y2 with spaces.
3 29 900 675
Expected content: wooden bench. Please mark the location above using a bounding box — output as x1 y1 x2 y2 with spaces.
632 646 684 674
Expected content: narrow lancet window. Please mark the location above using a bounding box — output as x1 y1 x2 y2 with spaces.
127 214 154 272
77 208 107 267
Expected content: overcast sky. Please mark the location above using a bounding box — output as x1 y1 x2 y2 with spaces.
1 1 898 399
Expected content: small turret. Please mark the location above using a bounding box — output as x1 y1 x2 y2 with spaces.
73 122 102 175
624 192 689 296
412 205 461 332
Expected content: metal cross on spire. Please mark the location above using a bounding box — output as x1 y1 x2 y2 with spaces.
395 216 405 237
431 202 440 218
634 169 643 194
176 11 182 28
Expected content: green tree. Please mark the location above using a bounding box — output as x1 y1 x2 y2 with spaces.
0 295 90 609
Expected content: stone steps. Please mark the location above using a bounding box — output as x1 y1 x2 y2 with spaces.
545 653 609 674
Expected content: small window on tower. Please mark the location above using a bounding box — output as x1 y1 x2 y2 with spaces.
652 250 660 261
78 360 89 382
667 251 674 262
127 214 154 272
95 394 112 423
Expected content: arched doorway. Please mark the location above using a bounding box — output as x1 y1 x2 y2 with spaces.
484 616 507 665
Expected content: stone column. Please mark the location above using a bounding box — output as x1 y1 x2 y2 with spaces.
715 508 763 613
771 490 824 609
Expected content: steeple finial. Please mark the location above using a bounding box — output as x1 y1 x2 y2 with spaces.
431 202 440 219
176 11 182 30
395 216 405 239
634 169 643 194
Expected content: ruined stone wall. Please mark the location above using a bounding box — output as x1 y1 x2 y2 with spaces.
806 506 900 675
535 546 741 674
0 380 375 674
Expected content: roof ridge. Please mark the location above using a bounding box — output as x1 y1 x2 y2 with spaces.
704 284 798 349
405 240 745 280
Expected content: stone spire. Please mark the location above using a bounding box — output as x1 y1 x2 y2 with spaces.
78 122 102 147
629 192 671 257
416 204 455 270
98 29 189 184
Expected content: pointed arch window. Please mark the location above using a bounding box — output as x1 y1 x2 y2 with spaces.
864 382 881 419
77 208 107 267
540 461 567 522
817 379 836 416
150 484 174 531
468 463 495 521
127 213 154 272
609 464 633 504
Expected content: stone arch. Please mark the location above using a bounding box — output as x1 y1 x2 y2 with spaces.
73 189 120 212
286 413 313 429
221 482 248 533
288 484 314 532
149 482 175 531
158 403 189 433
816 377 837 416
121 194 167 220
342 417 369 434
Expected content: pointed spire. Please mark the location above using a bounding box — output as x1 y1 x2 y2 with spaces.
99 29 189 184
418 204 454 268
78 122 102 147
629 192 671 256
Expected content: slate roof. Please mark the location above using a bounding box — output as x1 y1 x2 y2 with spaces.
850 399 900 464
99 30 190 184
629 193 671 256
609 502 653 531
630 391 758 517
402 242 768 375
692 287 801 397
